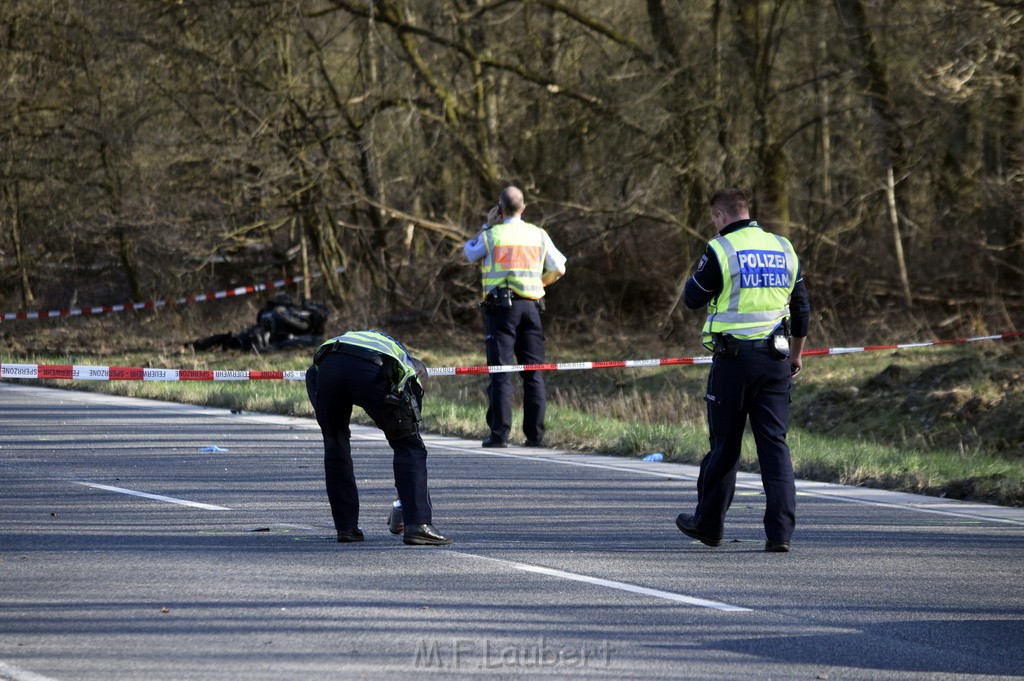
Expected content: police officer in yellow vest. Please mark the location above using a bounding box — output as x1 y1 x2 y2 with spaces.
676 188 810 553
306 330 452 545
464 186 567 448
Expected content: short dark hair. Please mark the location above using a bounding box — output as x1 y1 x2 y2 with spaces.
710 188 749 216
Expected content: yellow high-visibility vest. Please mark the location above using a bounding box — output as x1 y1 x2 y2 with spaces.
316 330 417 390
702 224 798 348
479 221 547 299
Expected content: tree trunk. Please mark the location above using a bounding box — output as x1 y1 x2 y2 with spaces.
1006 59 1024 291
3 182 34 306
833 0 912 305
885 165 912 306
732 0 790 233
300 223 311 300
646 0 707 326
115 226 143 302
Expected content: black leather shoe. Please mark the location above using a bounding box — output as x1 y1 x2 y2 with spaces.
524 439 544 448
403 524 453 546
675 514 722 547
336 528 365 543
481 436 508 448
765 540 790 553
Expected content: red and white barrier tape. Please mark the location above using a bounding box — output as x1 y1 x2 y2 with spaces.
0 268 343 322
800 332 1024 356
0 365 309 381
1 331 1020 382
428 355 711 376
428 331 1024 375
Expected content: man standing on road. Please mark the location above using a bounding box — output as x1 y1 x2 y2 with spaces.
676 188 810 553
463 186 567 448
306 330 452 546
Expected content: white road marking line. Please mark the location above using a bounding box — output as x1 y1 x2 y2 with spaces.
74 482 230 510
451 551 751 612
421 438 1024 527
788 489 1024 525
442 447 701 480
0 661 62 681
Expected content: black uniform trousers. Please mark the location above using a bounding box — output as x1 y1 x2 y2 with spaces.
484 297 546 444
305 353 432 533
692 343 796 543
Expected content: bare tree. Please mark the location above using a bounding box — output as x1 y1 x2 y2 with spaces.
1 0 1021 338
832 0 914 306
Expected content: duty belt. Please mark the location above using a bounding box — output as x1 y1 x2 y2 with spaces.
482 287 544 310
321 342 382 364
712 333 789 360
717 335 773 349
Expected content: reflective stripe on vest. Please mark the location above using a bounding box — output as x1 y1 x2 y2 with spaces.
316 330 417 390
702 224 797 345
480 222 547 299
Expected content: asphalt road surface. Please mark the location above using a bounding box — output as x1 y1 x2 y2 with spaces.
2 382 1023 680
